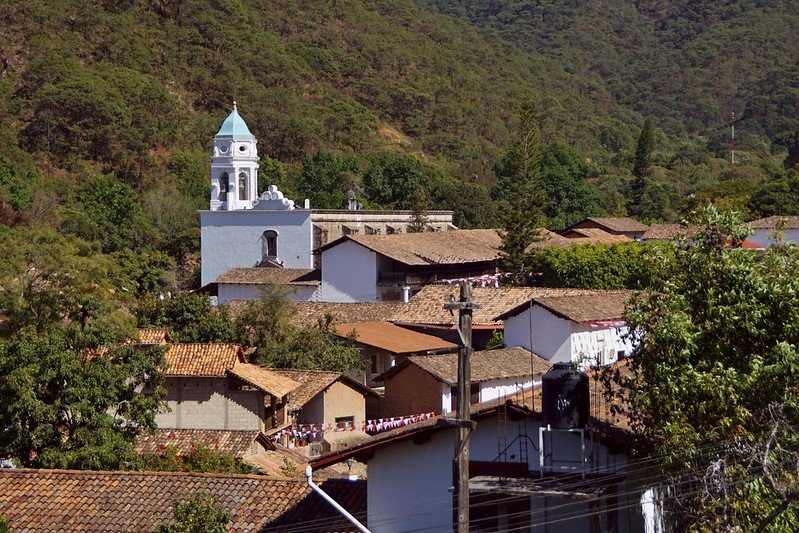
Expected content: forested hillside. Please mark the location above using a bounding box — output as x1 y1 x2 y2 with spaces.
0 0 797 295
421 0 799 157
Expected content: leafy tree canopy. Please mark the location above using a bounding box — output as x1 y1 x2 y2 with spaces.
613 206 799 530
235 286 362 372
155 493 230 533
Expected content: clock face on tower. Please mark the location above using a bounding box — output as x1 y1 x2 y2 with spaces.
238 144 248 155
219 144 229 155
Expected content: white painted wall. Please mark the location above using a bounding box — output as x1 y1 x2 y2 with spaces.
319 240 379 302
367 415 632 532
438 378 538 414
749 228 799 247
200 209 313 286
504 304 633 366
216 283 321 305
480 377 536 403
504 305 573 362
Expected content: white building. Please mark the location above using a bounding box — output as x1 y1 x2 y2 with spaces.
498 290 635 367
318 229 502 302
749 215 799 246
310 387 642 532
200 105 455 288
213 267 321 305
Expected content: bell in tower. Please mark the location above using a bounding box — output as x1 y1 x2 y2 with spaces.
210 101 259 211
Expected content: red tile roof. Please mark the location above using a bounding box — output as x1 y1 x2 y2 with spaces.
0 469 366 532
393 285 605 327
134 429 266 458
228 361 300 397
375 347 551 385
136 328 171 345
319 229 503 265
334 321 457 354
749 215 799 229
565 217 649 233
495 290 634 323
215 267 321 286
163 343 245 377
269 368 379 412
561 227 632 244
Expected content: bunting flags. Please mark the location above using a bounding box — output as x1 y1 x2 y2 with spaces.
271 412 436 442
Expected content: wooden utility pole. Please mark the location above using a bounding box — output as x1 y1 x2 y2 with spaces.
444 282 478 532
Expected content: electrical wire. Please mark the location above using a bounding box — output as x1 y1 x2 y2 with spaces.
274 436 765 532
275 434 762 532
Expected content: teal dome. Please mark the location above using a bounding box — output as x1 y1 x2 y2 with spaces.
215 103 255 140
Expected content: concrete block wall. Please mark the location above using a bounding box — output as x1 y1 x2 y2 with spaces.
157 377 264 431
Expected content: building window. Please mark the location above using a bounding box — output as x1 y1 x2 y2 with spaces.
450 384 481 411
263 230 278 258
335 416 354 429
371 355 378 375
238 172 248 201
218 172 228 201
617 350 626 360
471 383 480 404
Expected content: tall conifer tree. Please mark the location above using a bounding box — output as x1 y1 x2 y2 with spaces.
499 99 545 282
629 116 655 217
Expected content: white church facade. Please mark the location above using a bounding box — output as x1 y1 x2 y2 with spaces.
200 104 456 290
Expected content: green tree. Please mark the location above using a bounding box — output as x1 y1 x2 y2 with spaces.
629 117 655 217
496 99 546 281
0 258 165 469
137 444 254 474
407 186 430 233
136 293 237 343
0 516 8 533
236 286 361 371
612 206 799 530
61 173 156 253
529 241 674 289
155 493 230 533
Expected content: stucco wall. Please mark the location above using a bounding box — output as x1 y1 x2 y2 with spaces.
295 381 366 426
322 381 366 425
504 305 573 362
381 364 444 417
319 240 378 302
157 377 264 431
297 394 325 425
367 417 632 532
479 377 536 403
750 228 799 247
200 209 313 286
216 283 320 304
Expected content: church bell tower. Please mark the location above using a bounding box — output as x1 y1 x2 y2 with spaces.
210 102 259 211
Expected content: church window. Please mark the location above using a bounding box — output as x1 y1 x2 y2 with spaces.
263 230 278 258
218 173 228 201
238 172 248 201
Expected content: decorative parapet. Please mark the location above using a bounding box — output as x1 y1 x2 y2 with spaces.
253 184 295 210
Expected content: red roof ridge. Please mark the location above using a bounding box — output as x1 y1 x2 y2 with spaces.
0 467 293 481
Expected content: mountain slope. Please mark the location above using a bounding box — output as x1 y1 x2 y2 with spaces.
0 0 640 185
421 0 799 154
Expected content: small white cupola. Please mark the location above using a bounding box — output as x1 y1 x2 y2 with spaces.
209 101 260 211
